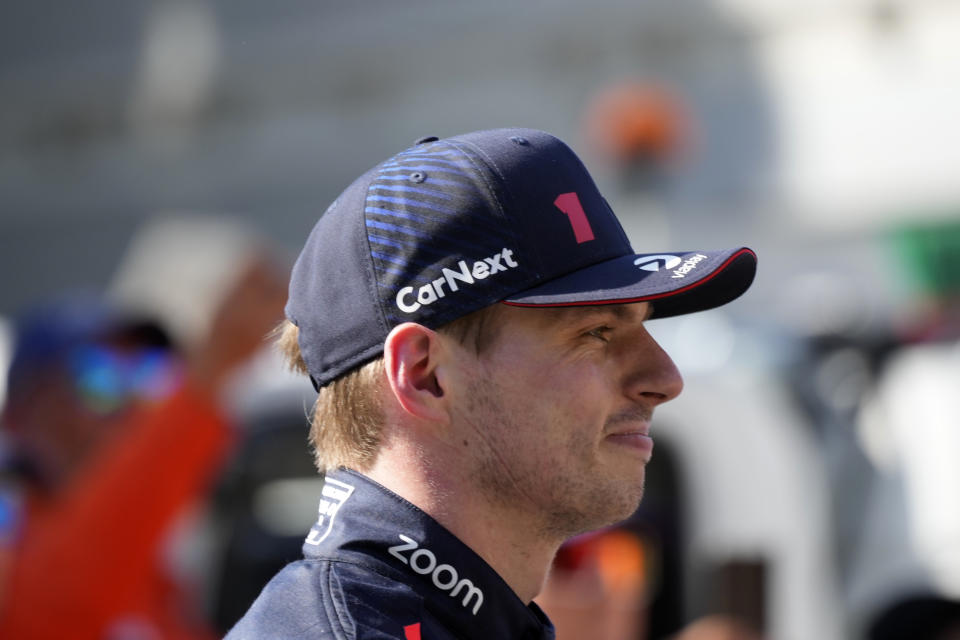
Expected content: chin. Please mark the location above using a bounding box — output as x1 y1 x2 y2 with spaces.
617 490 645 522
545 468 646 537
610 477 646 521
591 486 646 532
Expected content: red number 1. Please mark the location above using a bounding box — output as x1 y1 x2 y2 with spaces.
554 192 595 244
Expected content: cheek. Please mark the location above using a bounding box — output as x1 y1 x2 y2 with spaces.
483 344 614 432
532 366 612 440
549 360 615 410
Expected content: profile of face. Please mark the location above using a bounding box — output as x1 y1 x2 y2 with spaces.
447 302 683 538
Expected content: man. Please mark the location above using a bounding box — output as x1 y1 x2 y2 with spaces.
227 128 757 639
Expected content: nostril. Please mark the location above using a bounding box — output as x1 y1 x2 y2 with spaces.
630 368 683 405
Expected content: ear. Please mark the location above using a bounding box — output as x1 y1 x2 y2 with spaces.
383 323 449 423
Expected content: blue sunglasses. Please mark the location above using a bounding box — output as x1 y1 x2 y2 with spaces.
67 344 180 414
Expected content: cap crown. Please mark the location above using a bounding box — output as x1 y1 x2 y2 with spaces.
286 128 633 387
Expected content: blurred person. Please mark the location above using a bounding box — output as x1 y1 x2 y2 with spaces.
867 594 960 640
585 80 690 191
842 220 960 627
670 615 765 640
535 528 649 640
0 255 285 640
226 128 757 639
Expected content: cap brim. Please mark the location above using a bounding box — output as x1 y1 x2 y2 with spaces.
503 247 757 319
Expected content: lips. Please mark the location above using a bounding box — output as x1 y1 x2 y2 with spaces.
603 411 654 459
604 429 654 460
603 418 651 438
606 424 650 438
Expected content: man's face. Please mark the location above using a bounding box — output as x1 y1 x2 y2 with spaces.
447 302 683 540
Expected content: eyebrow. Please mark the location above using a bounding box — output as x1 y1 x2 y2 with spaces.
601 304 654 322
551 302 654 325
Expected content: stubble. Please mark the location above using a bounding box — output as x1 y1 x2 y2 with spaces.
458 372 646 543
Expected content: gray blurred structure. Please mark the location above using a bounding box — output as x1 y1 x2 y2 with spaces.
0 0 776 316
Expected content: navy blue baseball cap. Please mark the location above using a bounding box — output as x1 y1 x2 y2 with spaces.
287 127 756 388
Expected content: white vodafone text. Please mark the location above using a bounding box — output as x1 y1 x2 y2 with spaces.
671 253 708 279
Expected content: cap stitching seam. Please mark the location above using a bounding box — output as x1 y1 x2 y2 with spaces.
359 166 390 344
444 136 543 289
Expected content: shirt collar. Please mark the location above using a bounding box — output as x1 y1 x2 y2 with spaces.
303 468 555 640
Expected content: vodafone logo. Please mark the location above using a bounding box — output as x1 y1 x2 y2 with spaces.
635 253 709 279
634 254 682 272
670 253 708 279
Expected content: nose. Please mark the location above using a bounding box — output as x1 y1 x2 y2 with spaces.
623 328 684 406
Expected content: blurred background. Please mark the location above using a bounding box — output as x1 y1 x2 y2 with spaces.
2 0 960 638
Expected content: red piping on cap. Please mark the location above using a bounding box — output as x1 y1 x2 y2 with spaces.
501 248 756 308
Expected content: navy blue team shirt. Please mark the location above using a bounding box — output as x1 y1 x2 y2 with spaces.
226 468 556 640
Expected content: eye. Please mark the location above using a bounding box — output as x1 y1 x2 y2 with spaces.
585 326 613 343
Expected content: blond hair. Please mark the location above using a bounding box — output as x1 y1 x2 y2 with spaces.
276 306 502 473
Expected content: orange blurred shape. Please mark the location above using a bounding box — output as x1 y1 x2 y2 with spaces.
673 615 765 640
585 81 689 165
595 529 647 592
539 530 650 640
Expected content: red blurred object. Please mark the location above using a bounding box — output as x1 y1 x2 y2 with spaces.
539 529 650 640
0 387 231 640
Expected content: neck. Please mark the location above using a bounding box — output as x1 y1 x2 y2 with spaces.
365 443 561 604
